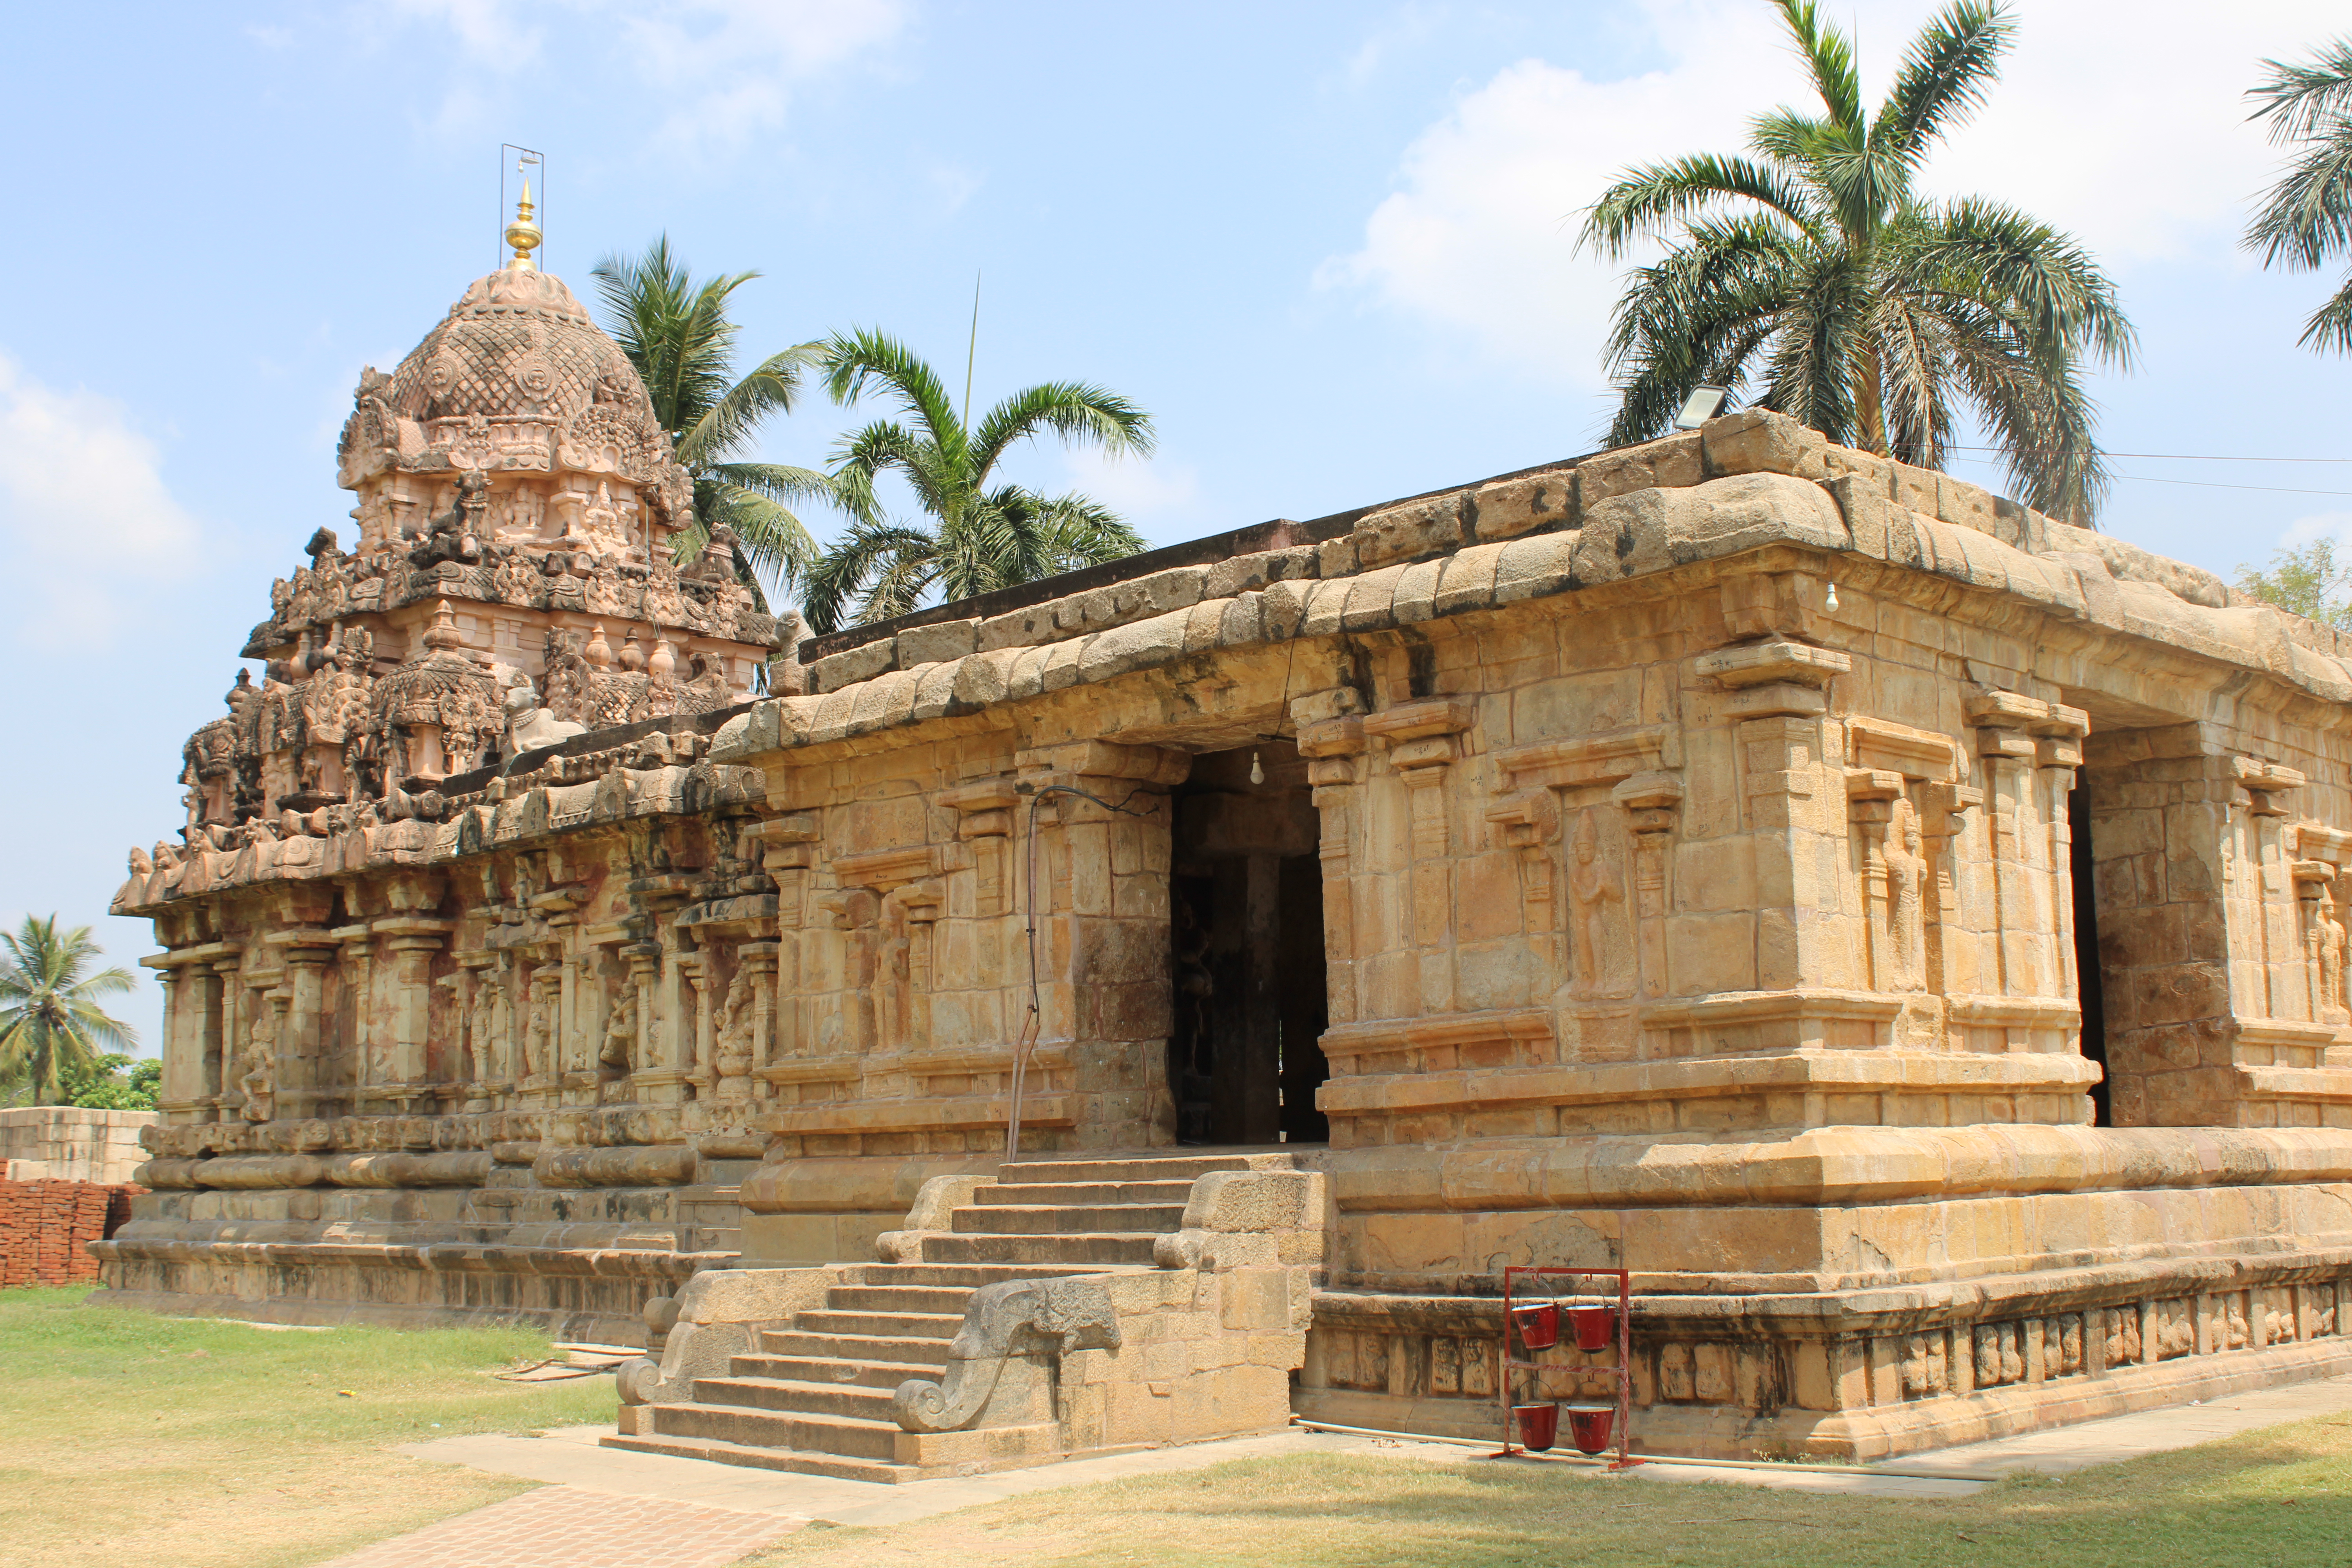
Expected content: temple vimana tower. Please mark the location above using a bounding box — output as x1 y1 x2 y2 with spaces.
98 203 2352 1477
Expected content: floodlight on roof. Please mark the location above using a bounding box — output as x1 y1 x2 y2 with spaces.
1672 386 1729 430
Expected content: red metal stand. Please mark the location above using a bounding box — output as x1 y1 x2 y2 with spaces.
1491 1266 1644 1471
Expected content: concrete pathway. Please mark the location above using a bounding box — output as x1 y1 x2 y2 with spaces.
338 1371 2352 1565
312 1483 805 1568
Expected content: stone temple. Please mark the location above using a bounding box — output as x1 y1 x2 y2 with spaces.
98 216 2352 1476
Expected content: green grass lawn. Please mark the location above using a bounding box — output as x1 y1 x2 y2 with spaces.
0 1284 619 1568
740 1416 2352 1568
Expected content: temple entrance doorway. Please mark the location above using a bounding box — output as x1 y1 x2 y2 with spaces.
1168 741 1329 1145
2067 772 2112 1127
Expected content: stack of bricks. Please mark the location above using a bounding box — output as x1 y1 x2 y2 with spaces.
0 1180 146 1286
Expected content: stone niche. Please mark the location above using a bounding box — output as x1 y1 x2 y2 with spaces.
105 379 2352 1459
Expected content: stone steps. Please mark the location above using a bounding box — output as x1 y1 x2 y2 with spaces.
611 1151 1294 1480
996 1154 1262 1184
731 1350 942 1389
652 1399 901 1459
760 1328 956 1367
919 1230 1165 1266
791 1308 966 1339
947 1202 1189 1235
853 1261 1118 1288
973 1180 1196 1207
607 1428 918 1484
825 1283 976 1314
693 1374 898 1422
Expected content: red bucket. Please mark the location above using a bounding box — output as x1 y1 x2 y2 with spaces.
1565 1402 1615 1455
1514 1402 1560 1452
1565 1304 1614 1352
1509 1302 1559 1352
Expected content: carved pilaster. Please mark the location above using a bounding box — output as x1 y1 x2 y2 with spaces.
1614 771 1683 1002
1695 639 1851 991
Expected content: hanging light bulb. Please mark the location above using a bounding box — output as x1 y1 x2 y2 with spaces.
1825 582 1841 612
1249 750 1265 786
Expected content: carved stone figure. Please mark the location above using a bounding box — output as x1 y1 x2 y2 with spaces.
874 895 913 1053
600 982 639 1073
1885 797 1927 992
521 985 550 1081
2321 892 2349 1023
1568 808 1626 994
501 675 588 759
468 971 502 1085
713 964 757 1096
238 1004 277 1123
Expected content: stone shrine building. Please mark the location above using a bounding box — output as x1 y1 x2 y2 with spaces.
98 215 2352 1475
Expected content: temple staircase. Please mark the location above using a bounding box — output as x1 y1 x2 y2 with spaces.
606 1152 1292 1481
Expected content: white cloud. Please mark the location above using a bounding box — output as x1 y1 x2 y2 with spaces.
2282 509 2352 546
0 353 202 646
385 0 906 153
1325 0 2348 394
1063 448 1202 533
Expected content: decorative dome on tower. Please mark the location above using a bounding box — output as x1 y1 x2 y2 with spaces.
334 207 695 534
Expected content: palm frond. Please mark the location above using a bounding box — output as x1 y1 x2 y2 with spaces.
676 343 824 470
1871 0 2014 169
1773 0 1863 132
967 382 1156 483
821 329 970 466
2301 273 2352 354
1581 154 1826 258
2249 36 2352 143
2244 122 2352 272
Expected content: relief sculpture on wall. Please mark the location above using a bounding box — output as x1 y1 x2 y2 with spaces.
1568 807 1630 998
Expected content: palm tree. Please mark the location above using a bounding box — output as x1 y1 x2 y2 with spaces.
589 236 839 599
1578 0 2135 524
2245 38 2352 354
0 916 137 1107
799 328 1155 633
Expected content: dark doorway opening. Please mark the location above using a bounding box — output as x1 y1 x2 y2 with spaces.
1168 742 1329 1145
2067 773 2112 1127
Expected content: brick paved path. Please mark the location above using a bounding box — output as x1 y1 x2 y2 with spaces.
316 1483 805 1568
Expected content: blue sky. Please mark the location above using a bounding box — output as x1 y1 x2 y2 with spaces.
4 0 2346 1049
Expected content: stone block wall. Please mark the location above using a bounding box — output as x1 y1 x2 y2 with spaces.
0 1108 157 1185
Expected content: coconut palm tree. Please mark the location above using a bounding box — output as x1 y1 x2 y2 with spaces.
799 328 1154 633
1578 0 2135 524
590 236 839 599
2245 38 2352 354
0 916 137 1107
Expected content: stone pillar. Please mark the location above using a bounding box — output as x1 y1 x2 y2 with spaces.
147 961 189 1122
1012 739 1190 1149
1363 698 1475 1015
278 933 339 1119
677 950 711 1094
1964 693 2085 1004
757 814 820 1070
334 925 376 1096
941 784 1018 919
372 918 453 1107
1615 772 1683 1001
1693 639 1852 993
1295 692 1368 1029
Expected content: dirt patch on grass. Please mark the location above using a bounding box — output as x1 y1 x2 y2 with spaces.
0 1285 619 1568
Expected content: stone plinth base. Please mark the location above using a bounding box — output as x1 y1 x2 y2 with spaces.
1303 1124 2352 1460
89 1178 746 1344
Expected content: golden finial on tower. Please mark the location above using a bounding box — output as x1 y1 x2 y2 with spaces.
504 167 542 272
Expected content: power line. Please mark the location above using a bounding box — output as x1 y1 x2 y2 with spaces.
1948 452 2352 499
1948 444 2352 465
2114 474 2352 499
